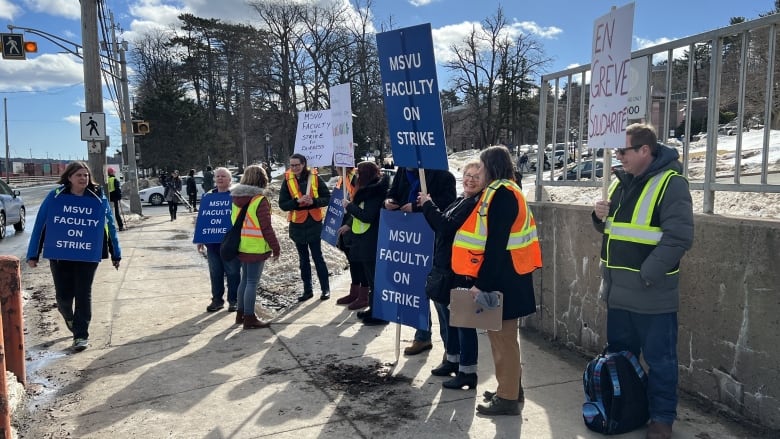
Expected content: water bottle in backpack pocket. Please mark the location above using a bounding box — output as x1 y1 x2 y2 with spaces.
582 348 649 435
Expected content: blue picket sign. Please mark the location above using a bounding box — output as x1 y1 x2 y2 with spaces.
321 187 345 248
43 194 105 262
193 191 233 244
372 209 434 330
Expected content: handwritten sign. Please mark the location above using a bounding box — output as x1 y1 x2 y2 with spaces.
588 3 635 149
321 187 345 247
330 84 355 167
43 194 105 262
294 109 333 167
376 23 448 170
372 210 434 330
193 191 232 244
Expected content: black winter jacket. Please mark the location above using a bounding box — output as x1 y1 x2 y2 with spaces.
343 176 390 261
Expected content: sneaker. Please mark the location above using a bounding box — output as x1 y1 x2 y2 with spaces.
206 300 225 312
73 338 89 352
227 302 237 312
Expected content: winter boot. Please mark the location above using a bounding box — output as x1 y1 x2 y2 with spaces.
336 284 360 305
243 314 270 329
347 286 370 310
235 311 244 325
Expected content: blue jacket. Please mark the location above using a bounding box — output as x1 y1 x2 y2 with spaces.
27 185 122 262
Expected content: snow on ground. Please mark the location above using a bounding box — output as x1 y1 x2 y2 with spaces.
446 130 780 220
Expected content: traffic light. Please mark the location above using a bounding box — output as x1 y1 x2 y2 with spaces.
132 120 150 135
23 41 37 53
1 33 25 60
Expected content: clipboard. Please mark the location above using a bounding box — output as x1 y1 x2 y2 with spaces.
449 288 503 331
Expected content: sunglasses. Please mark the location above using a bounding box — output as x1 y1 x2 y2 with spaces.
615 144 644 155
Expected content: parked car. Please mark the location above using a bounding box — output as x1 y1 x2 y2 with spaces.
139 176 205 206
557 160 623 181
0 179 25 239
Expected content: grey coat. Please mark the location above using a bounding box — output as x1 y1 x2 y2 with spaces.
592 144 694 314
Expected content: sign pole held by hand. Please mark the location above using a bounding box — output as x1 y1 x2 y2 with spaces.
418 168 428 200
603 149 611 201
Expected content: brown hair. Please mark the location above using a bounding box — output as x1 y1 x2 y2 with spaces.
479 146 515 182
240 165 268 188
626 123 658 154
355 161 380 189
57 161 99 192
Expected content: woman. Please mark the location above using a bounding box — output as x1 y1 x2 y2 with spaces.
164 169 182 221
197 167 241 313
337 161 388 325
186 168 198 211
333 166 363 305
230 165 281 329
452 145 542 416
278 154 331 301
26 161 121 352
418 160 484 390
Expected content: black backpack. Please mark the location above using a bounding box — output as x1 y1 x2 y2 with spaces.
582 349 649 435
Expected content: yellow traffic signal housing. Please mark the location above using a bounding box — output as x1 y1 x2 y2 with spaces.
132 120 150 135
23 41 37 53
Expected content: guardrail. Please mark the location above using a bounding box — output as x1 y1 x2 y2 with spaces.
4 176 59 187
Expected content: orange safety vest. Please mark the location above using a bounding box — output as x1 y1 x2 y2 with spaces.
284 168 323 223
451 179 542 277
336 169 357 199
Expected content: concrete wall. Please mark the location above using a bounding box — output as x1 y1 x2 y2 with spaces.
526 203 780 429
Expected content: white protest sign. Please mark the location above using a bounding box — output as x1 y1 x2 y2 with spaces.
329 84 355 167
294 110 333 167
588 3 635 149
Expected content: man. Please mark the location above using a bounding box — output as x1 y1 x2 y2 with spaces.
279 154 332 301
106 167 124 231
592 123 694 439
202 166 214 192
384 167 456 355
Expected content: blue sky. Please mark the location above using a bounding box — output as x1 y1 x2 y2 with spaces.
0 0 773 163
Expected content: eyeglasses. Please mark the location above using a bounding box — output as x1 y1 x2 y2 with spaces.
615 144 644 155
463 173 479 181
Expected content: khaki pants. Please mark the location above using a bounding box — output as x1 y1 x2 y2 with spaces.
487 318 521 400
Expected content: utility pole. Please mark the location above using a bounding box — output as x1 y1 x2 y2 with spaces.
3 97 9 183
81 0 105 186
118 41 142 214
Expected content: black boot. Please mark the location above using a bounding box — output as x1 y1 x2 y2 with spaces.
442 372 477 390
476 395 519 416
356 307 372 319
431 360 459 376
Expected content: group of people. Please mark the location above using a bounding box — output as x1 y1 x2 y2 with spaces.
25 122 691 438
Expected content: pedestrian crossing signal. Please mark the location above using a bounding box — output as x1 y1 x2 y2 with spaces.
1 33 26 60
23 41 37 53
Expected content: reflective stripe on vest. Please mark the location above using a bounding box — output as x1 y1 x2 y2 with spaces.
602 169 679 273
451 179 542 277
233 195 271 254
351 201 370 234
285 169 323 223
337 169 357 198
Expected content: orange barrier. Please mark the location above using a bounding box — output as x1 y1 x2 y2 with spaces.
0 257 25 387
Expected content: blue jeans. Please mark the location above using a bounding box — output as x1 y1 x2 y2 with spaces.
433 302 478 373
237 260 266 315
295 241 330 293
206 247 240 304
414 308 432 342
607 308 678 425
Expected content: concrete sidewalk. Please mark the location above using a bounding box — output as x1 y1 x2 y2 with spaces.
20 211 759 438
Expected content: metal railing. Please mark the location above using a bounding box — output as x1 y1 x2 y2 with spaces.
535 13 780 213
